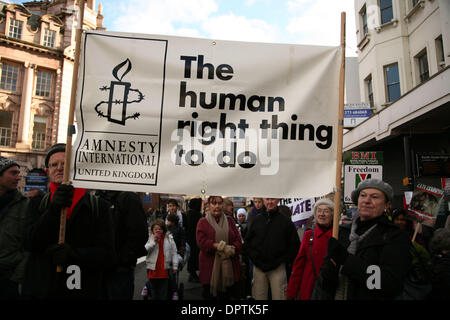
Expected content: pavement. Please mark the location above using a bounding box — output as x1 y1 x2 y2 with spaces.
133 257 203 300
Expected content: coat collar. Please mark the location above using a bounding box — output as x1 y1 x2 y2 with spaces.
314 224 332 238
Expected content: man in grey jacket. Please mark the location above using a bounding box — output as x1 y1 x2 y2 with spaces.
0 156 28 299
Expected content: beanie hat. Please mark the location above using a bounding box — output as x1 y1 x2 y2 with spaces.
313 198 334 215
0 156 20 175
45 143 66 168
351 178 393 204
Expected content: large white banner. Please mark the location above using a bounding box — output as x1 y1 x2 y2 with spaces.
70 31 341 198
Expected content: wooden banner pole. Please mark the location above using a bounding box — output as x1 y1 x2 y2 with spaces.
57 0 86 273
412 222 421 243
332 12 346 239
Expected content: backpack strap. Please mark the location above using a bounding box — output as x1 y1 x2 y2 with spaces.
39 192 52 212
38 191 99 219
309 228 318 279
89 193 99 219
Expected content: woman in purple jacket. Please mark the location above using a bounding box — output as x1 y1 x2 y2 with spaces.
196 196 242 300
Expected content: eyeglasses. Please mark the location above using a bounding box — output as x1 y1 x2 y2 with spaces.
48 161 64 169
316 209 332 214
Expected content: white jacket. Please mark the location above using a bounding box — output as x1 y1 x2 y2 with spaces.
145 232 179 271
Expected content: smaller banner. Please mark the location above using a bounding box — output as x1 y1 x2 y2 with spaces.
343 103 371 128
408 183 444 227
343 151 383 203
280 198 316 227
24 168 48 195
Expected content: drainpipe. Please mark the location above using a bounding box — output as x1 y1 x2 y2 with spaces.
403 135 414 190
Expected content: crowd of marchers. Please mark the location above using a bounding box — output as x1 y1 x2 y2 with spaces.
1 144 449 300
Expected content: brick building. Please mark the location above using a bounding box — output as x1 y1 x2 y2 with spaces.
0 0 104 191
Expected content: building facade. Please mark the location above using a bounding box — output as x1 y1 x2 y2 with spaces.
347 0 449 209
0 0 104 190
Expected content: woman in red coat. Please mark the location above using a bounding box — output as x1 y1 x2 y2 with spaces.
287 198 334 300
196 196 242 299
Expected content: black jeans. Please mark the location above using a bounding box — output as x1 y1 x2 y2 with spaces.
0 279 20 300
104 267 135 300
202 283 238 300
149 278 169 300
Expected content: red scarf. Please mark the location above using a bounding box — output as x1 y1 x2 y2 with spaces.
50 182 86 220
147 234 169 279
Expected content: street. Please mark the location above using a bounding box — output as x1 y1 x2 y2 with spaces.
133 258 203 300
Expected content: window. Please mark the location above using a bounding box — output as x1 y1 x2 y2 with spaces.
8 19 23 39
436 35 445 70
416 50 429 83
0 63 19 92
365 74 374 108
384 63 401 103
412 0 419 7
32 116 47 150
0 111 13 147
360 5 368 35
43 29 56 48
35 71 52 97
380 0 393 24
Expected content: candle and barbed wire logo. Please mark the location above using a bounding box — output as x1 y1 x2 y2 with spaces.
95 58 144 125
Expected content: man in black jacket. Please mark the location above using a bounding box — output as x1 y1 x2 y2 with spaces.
22 143 115 299
243 198 299 300
97 190 148 300
186 198 202 282
0 157 28 299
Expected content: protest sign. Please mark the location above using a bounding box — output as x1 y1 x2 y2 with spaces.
343 151 383 203
70 30 341 198
280 198 316 227
408 183 444 227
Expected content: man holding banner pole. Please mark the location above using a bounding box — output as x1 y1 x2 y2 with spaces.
22 144 115 299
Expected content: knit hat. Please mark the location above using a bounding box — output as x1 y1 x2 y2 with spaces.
313 198 334 215
0 156 20 175
45 143 66 168
351 178 393 204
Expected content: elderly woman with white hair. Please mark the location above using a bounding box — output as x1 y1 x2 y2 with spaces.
286 198 334 300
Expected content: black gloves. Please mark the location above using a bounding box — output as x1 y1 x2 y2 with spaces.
50 184 74 212
327 237 349 266
46 243 79 265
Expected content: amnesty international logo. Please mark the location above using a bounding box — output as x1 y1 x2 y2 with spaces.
95 58 144 125
73 32 168 188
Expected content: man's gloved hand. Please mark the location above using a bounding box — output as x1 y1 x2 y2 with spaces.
46 243 79 266
50 184 74 212
327 237 349 266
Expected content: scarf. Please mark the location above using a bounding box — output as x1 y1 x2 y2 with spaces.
206 213 234 296
334 218 378 300
0 190 16 211
50 182 86 220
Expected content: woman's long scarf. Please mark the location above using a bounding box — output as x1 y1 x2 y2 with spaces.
206 213 234 296
334 218 378 300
